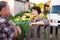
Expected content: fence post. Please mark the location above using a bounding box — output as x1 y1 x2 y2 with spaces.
46 25 50 40
52 26 56 40
26 26 32 40
39 25 44 40
33 25 38 40
53 26 56 38
58 28 60 40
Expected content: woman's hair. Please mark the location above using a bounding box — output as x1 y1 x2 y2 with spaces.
0 1 7 11
31 6 41 14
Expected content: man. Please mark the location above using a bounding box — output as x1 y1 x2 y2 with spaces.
0 1 21 40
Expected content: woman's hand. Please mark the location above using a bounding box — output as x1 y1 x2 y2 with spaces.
29 22 36 27
39 21 45 25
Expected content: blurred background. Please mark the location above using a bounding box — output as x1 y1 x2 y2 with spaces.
0 0 60 40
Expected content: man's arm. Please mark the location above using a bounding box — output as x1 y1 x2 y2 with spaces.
3 26 16 37
9 21 22 36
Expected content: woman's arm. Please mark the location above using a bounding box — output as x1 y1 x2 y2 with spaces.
34 21 44 25
30 18 49 26
29 21 44 26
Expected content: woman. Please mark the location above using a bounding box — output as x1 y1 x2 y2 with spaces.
26 6 49 40
30 6 49 26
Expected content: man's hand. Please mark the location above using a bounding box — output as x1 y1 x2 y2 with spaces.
9 21 22 37
16 26 22 35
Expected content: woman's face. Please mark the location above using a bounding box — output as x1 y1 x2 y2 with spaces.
32 9 39 17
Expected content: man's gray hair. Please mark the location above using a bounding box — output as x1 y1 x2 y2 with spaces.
0 1 7 11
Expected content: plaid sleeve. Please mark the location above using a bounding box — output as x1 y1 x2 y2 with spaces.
3 24 15 37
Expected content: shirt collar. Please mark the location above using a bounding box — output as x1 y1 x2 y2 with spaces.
0 14 4 18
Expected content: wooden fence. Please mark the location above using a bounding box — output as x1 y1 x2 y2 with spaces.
20 25 60 40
